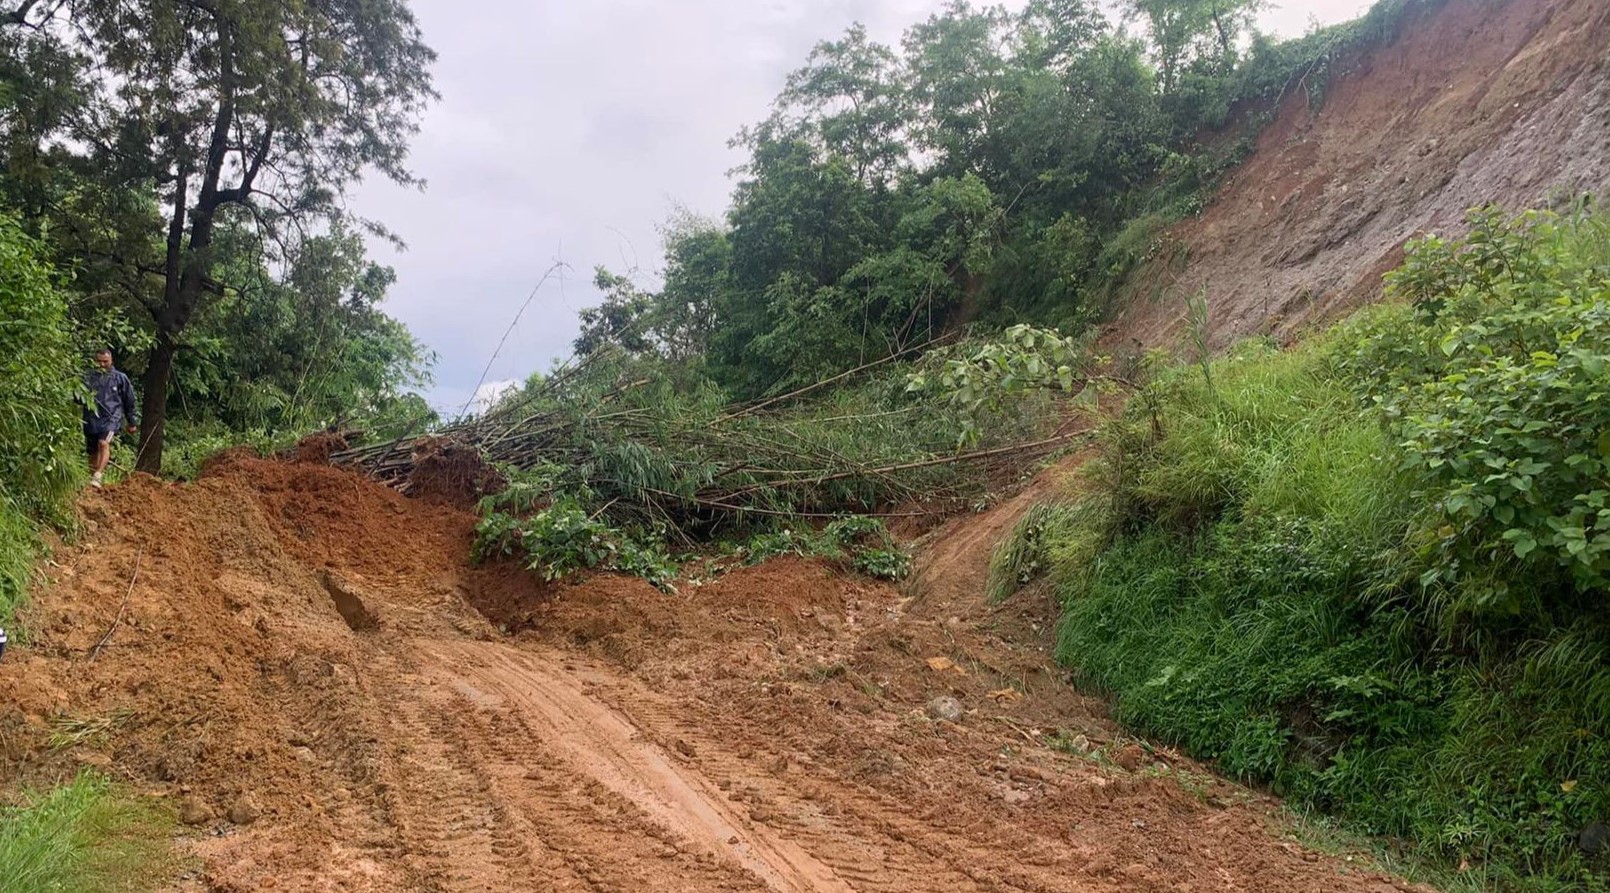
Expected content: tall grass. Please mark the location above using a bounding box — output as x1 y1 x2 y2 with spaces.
0 773 176 892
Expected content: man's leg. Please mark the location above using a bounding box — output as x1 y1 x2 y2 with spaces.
89 431 112 486
84 426 99 471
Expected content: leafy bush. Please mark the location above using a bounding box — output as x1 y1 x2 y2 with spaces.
735 515 911 580
994 207 1610 890
0 215 81 623
473 461 913 590
1338 207 1610 633
907 324 1091 446
474 475 679 591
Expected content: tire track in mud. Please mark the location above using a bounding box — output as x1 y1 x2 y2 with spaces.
422 639 859 893
369 658 584 892
421 639 1115 893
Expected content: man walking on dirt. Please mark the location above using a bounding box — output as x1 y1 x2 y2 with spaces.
83 348 138 488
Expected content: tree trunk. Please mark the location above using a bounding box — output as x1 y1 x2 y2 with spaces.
136 332 175 474
135 28 235 474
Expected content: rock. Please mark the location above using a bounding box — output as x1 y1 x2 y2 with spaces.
1581 822 1610 855
673 739 697 759
178 796 213 826
1112 743 1146 772
227 796 261 825
926 695 964 723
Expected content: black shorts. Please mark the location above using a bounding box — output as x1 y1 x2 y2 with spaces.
84 421 115 456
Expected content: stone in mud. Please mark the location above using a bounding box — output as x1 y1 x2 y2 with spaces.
227 795 261 825
179 796 213 826
1112 743 1146 772
926 695 964 723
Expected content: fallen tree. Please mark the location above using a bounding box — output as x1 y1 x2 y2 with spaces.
332 344 1090 535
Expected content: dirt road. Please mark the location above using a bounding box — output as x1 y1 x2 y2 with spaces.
0 457 1426 892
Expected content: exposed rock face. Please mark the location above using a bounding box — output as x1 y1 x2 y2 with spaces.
1111 0 1610 353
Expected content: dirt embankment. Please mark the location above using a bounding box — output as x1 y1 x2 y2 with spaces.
0 453 1429 893
1111 0 1610 351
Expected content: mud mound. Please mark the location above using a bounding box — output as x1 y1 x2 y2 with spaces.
1111 0 1610 352
403 435 505 509
0 458 491 883
291 431 349 464
202 452 474 581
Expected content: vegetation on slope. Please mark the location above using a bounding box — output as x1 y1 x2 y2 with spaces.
576 0 1447 398
992 206 1610 890
0 215 81 624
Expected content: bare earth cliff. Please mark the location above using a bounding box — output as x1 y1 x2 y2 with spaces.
1112 0 1610 350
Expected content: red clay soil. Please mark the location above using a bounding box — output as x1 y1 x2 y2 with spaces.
0 455 1430 892
1108 0 1610 354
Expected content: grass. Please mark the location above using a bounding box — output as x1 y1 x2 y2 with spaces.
0 773 177 893
992 335 1610 891
47 710 135 752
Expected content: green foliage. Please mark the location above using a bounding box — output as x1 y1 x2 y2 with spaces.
174 228 435 443
733 515 912 580
907 324 1090 445
1337 206 1610 632
475 489 678 591
0 215 80 519
0 215 81 623
997 213 1610 888
0 773 176 893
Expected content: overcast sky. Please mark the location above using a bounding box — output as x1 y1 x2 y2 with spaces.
353 0 1375 414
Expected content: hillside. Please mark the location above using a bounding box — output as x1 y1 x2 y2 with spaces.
1111 0 1610 350
3 1 1609 891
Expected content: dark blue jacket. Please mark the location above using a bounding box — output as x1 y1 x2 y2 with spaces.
85 368 138 431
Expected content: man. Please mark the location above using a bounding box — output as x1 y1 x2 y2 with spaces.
84 348 138 488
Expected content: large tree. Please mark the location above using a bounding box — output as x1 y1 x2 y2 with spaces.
770 23 908 188
6 0 435 471
1122 0 1263 93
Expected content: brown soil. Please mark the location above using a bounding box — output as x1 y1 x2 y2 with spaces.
0 454 1429 892
1108 0 1610 353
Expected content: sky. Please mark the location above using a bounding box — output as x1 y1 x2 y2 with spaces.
353 0 1375 415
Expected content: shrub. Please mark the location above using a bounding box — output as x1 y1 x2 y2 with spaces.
0 214 81 623
1337 206 1610 635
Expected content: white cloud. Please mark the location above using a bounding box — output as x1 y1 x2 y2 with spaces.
469 379 519 415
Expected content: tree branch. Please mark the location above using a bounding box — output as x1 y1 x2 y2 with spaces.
2 0 40 26
213 124 274 205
